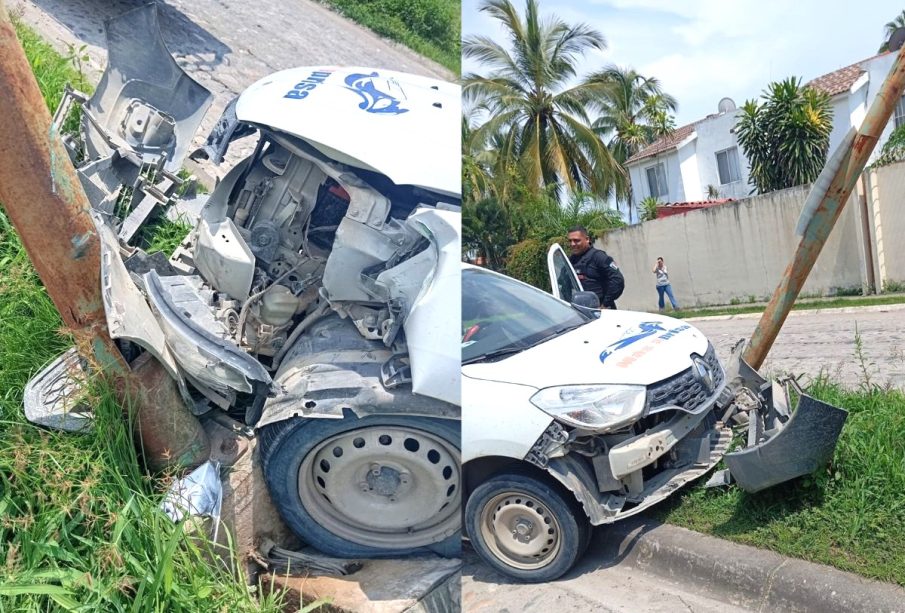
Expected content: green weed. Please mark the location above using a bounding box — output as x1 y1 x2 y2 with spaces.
882 279 905 293
319 0 460 73
0 23 294 611
655 351 905 584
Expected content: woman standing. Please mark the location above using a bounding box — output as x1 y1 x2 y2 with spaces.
653 257 680 311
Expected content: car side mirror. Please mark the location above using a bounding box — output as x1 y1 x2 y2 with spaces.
571 291 600 309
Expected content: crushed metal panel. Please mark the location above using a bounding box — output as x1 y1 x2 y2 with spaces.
397 208 461 406
258 316 459 428
94 210 185 389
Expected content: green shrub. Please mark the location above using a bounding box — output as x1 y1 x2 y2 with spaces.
833 285 863 297
506 237 557 292
320 0 460 72
882 278 905 293
871 124 905 168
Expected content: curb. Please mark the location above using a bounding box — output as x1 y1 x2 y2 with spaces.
685 302 905 322
602 518 905 613
267 557 461 612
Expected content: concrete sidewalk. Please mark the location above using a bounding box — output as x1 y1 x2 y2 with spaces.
464 518 905 613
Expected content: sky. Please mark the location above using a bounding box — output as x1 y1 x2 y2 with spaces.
462 0 905 126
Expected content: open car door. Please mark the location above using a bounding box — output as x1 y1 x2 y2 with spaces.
546 243 583 302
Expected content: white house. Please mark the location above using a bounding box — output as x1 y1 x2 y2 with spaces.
624 100 751 219
624 50 904 221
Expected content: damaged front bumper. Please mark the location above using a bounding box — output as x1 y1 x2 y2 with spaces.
525 340 848 525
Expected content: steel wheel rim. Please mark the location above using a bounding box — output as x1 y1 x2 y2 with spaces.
479 491 563 570
297 424 460 549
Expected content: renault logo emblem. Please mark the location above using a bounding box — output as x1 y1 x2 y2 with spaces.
692 357 715 393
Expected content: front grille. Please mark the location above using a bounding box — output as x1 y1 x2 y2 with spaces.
646 343 724 414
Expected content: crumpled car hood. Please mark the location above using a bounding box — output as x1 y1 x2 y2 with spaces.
235 66 461 196
463 312 710 389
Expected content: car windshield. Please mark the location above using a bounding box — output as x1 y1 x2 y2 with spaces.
462 268 588 364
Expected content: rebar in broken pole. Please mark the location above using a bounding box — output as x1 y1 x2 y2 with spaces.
744 43 905 370
0 3 209 468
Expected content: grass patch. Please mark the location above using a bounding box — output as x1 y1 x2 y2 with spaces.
0 22 288 611
10 15 91 111
0 209 285 610
653 379 905 585
662 294 905 319
143 217 193 256
319 0 460 73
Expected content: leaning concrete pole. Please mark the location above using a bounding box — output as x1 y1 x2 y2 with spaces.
0 3 208 468
744 43 905 370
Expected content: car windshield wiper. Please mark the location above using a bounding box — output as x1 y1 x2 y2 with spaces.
462 345 529 365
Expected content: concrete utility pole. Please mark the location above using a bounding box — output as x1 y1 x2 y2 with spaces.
744 41 905 370
0 2 208 468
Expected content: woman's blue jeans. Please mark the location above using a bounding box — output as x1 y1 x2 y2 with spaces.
657 284 679 310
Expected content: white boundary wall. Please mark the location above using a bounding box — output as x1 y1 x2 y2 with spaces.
597 172 884 311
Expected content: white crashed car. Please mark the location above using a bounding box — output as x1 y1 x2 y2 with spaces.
461 246 846 581
27 5 462 558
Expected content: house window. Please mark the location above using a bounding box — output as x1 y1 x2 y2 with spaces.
895 96 905 128
645 163 668 198
716 147 741 184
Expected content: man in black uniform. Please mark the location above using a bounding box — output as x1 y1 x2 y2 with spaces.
567 226 624 309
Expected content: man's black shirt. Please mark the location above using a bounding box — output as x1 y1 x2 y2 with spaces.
569 247 624 309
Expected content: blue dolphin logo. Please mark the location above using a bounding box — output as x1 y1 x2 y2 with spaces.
599 322 666 363
344 72 409 115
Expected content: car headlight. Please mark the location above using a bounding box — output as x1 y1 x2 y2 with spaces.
530 385 646 431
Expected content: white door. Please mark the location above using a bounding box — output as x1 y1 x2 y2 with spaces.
546 244 583 302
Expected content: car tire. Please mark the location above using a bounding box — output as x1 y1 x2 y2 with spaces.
465 469 591 582
259 414 461 558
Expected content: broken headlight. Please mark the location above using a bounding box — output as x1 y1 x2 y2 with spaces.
530 385 646 431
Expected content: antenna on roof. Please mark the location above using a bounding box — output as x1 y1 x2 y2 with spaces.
718 97 736 113
890 28 905 52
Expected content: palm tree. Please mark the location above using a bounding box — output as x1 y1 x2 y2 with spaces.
639 196 659 222
879 11 905 52
462 0 621 198
462 114 493 205
735 77 832 194
587 66 677 221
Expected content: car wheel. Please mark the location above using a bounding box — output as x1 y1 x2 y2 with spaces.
465 470 590 582
259 414 461 557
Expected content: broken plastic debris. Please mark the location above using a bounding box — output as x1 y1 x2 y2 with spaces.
161 460 223 540
24 347 93 433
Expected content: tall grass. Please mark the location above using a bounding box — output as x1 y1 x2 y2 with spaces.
319 0 460 73
0 19 287 611
655 377 905 585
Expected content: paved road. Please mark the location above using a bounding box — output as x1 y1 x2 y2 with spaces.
462 541 749 613
15 0 453 172
691 304 905 390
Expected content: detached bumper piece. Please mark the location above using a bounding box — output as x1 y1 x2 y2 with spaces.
726 384 847 493
24 347 93 432
722 345 848 493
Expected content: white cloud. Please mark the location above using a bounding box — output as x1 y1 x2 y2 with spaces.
464 0 905 123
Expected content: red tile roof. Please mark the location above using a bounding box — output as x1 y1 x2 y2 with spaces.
627 52 891 167
625 121 698 164
655 199 734 218
806 51 891 96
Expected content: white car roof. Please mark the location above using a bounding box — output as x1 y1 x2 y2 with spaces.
235 66 461 197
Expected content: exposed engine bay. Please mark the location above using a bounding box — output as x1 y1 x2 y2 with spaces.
47 4 462 430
